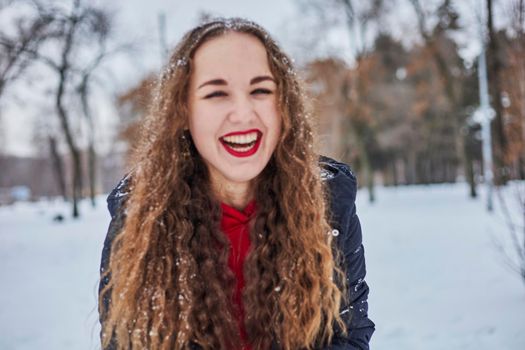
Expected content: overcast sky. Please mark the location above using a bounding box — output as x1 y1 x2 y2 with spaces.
0 0 507 156
107 0 299 85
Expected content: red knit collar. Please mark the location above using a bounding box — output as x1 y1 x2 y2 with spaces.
220 200 257 226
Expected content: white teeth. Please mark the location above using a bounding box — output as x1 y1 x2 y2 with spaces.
235 145 252 152
222 132 258 144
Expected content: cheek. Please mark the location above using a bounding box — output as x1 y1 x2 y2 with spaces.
189 105 218 138
260 100 281 133
189 119 210 151
262 114 282 155
269 108 282 142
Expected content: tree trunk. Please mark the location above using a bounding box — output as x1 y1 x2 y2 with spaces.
88 142 96 207
79 75 97 207
465 139 477 198
56 66 82 218
391 158 399 186
48 136 67 200
358 137 375 203
487 0 508 184
519 157 525 180
55 9 82 218
406 151 417 185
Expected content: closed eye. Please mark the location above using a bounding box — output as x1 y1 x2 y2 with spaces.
251 88 273 95
204 91 227 99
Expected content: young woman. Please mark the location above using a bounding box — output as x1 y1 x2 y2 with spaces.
99 18 375 350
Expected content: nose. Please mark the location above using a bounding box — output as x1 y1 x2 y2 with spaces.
227 93 256 124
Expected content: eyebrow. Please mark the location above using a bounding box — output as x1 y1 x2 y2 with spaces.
250 75 275 85
197 75 275 89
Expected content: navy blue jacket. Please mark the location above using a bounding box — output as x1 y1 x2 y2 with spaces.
99 156 375 349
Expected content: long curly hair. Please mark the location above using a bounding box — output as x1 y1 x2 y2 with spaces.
99 17 347 350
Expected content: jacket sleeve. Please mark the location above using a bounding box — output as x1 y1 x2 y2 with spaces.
99 175 131 350
324 167 375 349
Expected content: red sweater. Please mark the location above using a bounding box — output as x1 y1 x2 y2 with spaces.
220 200 256 350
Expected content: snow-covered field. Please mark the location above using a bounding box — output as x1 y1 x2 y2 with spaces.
359 183 525 350
1 183 524 349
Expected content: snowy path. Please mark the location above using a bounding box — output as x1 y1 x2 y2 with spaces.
0 184 524 349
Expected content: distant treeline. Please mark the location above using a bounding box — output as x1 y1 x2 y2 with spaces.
0 152 125 200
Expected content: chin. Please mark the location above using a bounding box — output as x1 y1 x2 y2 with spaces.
222 166 264 183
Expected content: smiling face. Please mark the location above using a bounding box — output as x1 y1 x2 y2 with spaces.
188 32 282 199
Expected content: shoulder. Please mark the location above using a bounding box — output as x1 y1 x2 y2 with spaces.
319 155 357 181
320 158 374 347
318 156 360 245
319 155 358 204
107 172 133 219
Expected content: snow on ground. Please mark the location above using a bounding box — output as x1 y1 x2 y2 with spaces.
358 183 525 350
0 197 110 350
0 183 524 349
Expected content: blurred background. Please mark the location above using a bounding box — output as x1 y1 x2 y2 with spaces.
0 0 524 349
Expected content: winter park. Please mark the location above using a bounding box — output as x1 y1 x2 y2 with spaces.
1 1 525 350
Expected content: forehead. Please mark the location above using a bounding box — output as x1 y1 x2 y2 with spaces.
191 32 272 82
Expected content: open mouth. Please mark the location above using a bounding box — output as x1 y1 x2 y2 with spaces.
219 129 262 157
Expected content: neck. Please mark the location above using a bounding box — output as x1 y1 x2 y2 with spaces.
205 161 256 210
210 176 253 211
215 181 253 210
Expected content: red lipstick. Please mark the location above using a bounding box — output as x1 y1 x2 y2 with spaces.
221 129 260 137
219 129 262 158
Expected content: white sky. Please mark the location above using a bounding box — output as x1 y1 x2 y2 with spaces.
0 0 511 156
106 0 299 87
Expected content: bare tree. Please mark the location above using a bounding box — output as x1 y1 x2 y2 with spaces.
28 0 118 217
0 1 54 99
1 1 63 200
67 4 129 209
1 0 128 213
77 48 116 207
0 1 54 164
49 135 67 200
30 113 68 200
